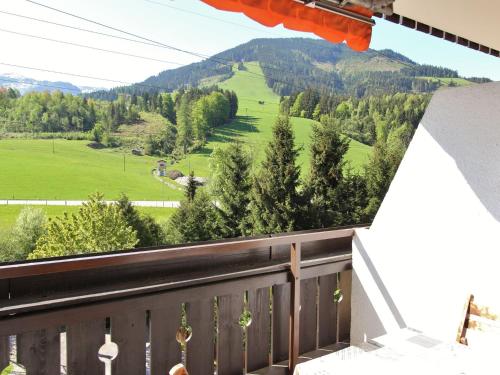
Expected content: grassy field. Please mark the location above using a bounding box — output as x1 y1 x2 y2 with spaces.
0 63 371 202
172 63 372 176
0 139 184 200
417 76 473 87
0 205 176 232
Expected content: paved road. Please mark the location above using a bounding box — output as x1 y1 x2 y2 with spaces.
0 200 180 208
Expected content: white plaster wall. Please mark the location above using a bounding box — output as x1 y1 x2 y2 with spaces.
351 82 500 345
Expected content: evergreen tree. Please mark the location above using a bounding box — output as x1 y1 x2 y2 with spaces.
306 118 350 228
250 116 302 234
210 143 252 237
165 191 222 244
176 95 193 154
116 194 164 247
185 171 198 202
364 128 407 219
334 166 370 225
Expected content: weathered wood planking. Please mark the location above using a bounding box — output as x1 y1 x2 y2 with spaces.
0 279 10 369
111 310 146 375
186 298 215 375
338 270 352 342
217 293 244 375
150 302 181 375
247 287 271 372
66 318 106 375
17 327 60 375
272 283 290 364
318 274 338 347
299 278 318 354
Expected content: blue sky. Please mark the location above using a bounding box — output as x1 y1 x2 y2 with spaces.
0 0 498 88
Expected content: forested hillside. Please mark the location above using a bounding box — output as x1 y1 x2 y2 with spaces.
280 88 430 145
89 38 487 100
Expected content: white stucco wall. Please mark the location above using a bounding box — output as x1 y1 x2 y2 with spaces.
351 82 500 345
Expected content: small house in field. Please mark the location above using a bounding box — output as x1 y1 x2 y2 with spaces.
156 160 167 176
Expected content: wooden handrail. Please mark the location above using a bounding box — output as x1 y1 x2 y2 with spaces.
0 225 364 280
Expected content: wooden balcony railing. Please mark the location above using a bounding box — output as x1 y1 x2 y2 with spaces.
0 226 360 375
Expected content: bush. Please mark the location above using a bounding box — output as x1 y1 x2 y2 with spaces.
0 232 17 263
90 122 105 143
29 193 138 259
102 133 120 148
13 207 47 259
0 207 47 262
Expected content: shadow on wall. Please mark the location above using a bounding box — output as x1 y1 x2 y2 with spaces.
351 234 406 344
422 81 500 222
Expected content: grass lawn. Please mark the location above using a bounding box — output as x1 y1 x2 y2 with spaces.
417 76 473 87
0 205 176 232
0 139 184 200
172 63 372 177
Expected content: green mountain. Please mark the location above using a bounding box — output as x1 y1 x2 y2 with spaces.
90 37 483 100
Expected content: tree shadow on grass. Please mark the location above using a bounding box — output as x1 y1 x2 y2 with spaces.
191 115 261 156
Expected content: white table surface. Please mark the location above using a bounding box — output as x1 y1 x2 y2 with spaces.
294 328 495 375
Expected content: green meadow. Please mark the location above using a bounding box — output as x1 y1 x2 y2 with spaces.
0 63 371 203
172 63 372 176
0 139 184 200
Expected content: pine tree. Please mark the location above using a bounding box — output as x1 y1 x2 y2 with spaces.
165 191 222 244
116 194 163 247
306 118 350 228
210 143 252 237
250 116 302 234
185 171 197 202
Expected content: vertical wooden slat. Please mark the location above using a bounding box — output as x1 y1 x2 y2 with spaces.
289 242 301 371
338 270 352 343
150 303 181 375
67 319 106 375
112 310 146 375
272 283 290 364
217 293 243 375
17 327 60 375
247 287 270 372
318 274 338 347
0 335 9 371
299 278 317 354
0 280 9 370
186 298 214 375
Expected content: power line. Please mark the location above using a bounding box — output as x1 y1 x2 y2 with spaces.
0 62 171 91
25 0 216 61
144 0 280 36
20 1 412 95
0 27 184 66
0 10 202 56
23 0 308 89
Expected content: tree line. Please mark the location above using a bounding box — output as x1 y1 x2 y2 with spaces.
0 86 238 157
281 89 430 145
